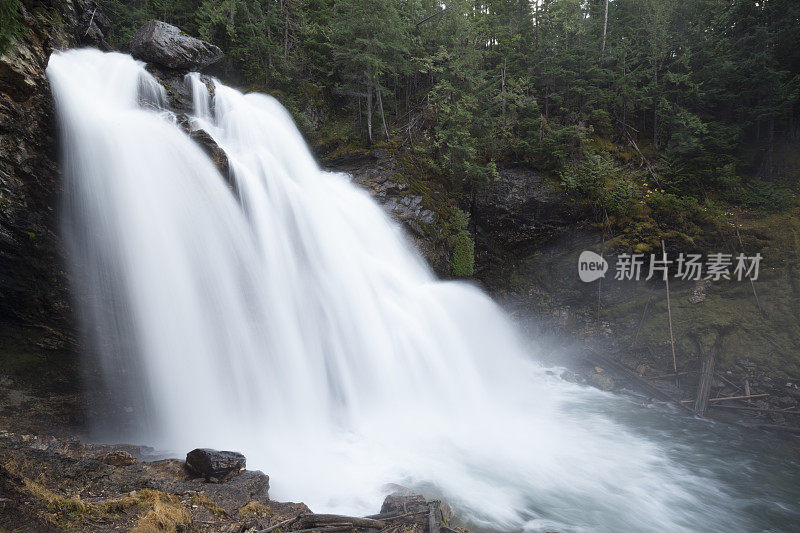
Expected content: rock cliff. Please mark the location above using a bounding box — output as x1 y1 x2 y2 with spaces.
0 0 109 361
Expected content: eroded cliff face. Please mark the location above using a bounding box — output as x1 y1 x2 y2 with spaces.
0 0 109 361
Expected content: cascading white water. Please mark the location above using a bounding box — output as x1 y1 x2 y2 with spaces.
46 49 796 532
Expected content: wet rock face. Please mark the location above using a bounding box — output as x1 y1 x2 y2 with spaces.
0 0 110 355
472 168 577 250
127 21 223 71
190 127 229 176
185 448 246 481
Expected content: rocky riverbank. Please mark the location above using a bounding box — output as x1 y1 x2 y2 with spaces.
0 430 461 533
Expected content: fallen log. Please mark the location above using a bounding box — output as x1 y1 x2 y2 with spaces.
708 393 768 402
655 393 770 406
365 510 428 521
259 516 300 533
644 371 692 380
709 405 800 415
286 525 353 533
694 347 716 415
295 514 386 530
258 513 385 533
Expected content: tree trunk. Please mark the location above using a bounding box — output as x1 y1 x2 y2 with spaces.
284 7 290 60
376 86 390 141
501 58 507 120
366 82 373 145
652 67 659 150
602 0 609 52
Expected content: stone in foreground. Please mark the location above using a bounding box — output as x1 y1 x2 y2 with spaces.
185 448 246 480
103 450 137 466
127 21 223 70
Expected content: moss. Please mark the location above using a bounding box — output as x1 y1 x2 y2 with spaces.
0 351 45 381
0 336 78 394
450 232 475 277
0 0 23 54
614 208 800 380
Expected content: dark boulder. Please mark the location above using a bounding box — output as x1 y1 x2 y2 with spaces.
127 21 223 71
185 448 246 481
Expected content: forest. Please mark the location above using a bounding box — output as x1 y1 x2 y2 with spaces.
90 0 800 223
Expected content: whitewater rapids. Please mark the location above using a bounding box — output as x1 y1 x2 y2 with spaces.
46 49 797 532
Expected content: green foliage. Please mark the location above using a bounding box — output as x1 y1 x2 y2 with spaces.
446 209 474 277
0 0 23 53
451 232 475 277
94 0 799 216
730 179 795 212
559 151 638 217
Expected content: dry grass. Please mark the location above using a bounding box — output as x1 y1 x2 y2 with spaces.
237 500 272 518
130 490 192 533
189 492 228 517
15 472 191 532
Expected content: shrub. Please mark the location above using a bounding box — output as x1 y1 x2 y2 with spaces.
729 178 795 212
451 231 475 277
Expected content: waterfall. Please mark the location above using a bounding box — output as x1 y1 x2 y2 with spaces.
47 48 776 532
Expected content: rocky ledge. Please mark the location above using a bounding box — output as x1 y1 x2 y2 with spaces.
0 430 466 533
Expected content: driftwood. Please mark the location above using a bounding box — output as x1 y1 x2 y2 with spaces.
714 372 742 393
754 424 800 435
735 223 763 314
585 348 694 412
694 347 716 415
630 294 652 348
658 394 770 406
644 371 691 380
661 240 678 377
258 513 385 533
259 516 300 533
708 393 768 402
709 404 800 415
365 510 428 521
286 524 354 533
296 514 386 530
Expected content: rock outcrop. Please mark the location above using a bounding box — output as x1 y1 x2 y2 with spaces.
0 0 110 359
127 20 222 71
472 168 576 251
